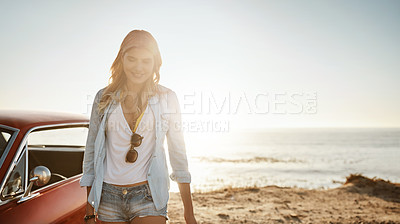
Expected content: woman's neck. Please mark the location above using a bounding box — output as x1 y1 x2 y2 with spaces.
122 82 144 111
125 82 144 95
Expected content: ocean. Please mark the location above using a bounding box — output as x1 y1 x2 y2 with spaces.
29 126 399 193
173 128 400 192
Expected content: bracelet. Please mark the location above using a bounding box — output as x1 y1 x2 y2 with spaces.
84 214 96 222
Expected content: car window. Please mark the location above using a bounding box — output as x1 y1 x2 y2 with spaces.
0 129 12 159
1 149 26 200
27 126 88 191
28 126 88 147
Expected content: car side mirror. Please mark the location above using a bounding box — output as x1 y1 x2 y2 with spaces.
29 166 51 187
17 166 51 203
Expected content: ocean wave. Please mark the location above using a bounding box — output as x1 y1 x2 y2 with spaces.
195 156 305 163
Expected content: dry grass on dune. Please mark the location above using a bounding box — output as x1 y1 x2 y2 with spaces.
343 174 400 204
167 174 400 224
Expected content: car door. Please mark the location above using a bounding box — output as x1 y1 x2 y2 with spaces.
0 124 88 224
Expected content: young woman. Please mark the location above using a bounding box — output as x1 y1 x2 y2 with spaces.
80 30 197 224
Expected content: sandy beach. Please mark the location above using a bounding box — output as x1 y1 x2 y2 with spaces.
167 175 400 224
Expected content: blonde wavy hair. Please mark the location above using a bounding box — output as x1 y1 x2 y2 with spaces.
98 30 162 117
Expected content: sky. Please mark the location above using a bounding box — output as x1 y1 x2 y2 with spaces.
1 0 399 130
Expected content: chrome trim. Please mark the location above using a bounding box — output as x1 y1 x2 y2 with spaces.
0 124 20 169
30 173 83 195
17 192 39 204
31 123 89 132
0 122 88 204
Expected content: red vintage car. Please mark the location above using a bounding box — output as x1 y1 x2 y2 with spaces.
0 110 91 224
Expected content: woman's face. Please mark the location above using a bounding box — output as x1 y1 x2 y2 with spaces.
122 47 154 88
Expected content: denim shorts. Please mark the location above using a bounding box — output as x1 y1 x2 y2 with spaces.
97 182 168 222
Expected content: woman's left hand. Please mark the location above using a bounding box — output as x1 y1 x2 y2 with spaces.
178 183 197 224
184 212 197 224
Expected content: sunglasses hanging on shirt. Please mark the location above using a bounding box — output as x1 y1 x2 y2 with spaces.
125 133 143 163
125 105 145 163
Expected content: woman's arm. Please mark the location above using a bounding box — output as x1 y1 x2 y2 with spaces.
165 90 191 182
80 89 103 187
165 90 197 223
80 90 104 224
178 183 197 224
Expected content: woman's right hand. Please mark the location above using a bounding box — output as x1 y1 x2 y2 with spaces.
84 187 96 223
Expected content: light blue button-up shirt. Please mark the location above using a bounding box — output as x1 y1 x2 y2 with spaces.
79 85 191 212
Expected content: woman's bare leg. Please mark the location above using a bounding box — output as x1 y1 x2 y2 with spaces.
101 222 129 224
130 216 166 224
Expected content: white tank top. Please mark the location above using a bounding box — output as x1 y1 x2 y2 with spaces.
103 102 155 185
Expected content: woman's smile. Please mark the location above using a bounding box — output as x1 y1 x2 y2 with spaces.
123 47 154 87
